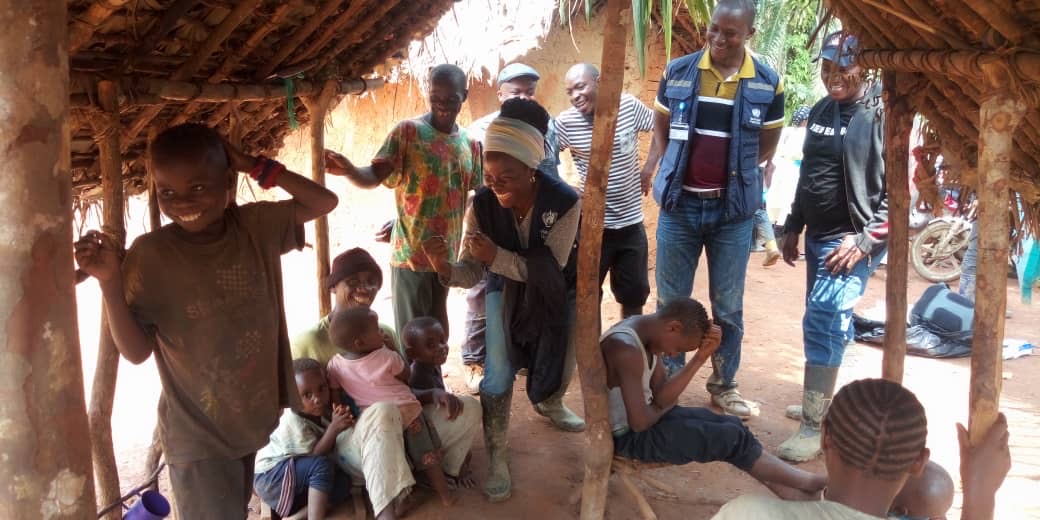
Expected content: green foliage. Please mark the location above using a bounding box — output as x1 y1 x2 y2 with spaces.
556 0 824 114
782 30 819 121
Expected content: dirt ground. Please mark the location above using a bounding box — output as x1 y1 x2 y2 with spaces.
76 187 1039 519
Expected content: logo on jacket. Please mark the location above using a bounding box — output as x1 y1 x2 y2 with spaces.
542 210 558 228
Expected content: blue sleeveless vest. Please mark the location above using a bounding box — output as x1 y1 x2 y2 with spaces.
651 50 781 220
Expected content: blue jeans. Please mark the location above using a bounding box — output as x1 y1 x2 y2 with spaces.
752 208 775 246
655 195 753 393
480 290 576 398
803 235 883 367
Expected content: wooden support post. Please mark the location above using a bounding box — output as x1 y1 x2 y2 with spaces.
89 80 125 520
0 1 97 516
575 0 629 518
303 80 339 318
147 127 162 231
969 87 1025 444
881 72 913 383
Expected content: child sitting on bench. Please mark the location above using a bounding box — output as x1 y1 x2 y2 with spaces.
601 298 826 500
254 359 353 519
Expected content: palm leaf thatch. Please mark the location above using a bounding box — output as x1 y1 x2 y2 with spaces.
828 0 1040 236
67 0 458 203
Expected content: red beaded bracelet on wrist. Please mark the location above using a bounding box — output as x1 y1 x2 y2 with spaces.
248 156 286 189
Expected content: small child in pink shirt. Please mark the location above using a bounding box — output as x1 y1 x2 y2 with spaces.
326 307 456 506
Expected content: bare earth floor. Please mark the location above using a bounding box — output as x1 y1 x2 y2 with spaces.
77 195 1040 520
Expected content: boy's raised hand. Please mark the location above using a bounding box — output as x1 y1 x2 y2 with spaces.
74 230 123 284
692 324 723 363
432 389 463 421
222 139 257 173
330 403 356 433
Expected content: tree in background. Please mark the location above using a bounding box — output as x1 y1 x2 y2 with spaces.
560 0 829 123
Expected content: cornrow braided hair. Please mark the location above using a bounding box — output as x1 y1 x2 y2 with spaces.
824 378 928 480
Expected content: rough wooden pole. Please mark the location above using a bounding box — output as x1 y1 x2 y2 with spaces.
575 0 629 518
0 1 97 517
89 80 125 520
881 72 913 383
968 88 1024 446
147 127 162 231
303 80 339 318
144 127 163 487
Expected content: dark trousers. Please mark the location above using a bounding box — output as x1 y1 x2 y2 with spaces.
461 278 487 366
600 222 651 310
613 406 763 471
392 267 448 382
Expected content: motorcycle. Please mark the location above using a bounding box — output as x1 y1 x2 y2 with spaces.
910 194 974 283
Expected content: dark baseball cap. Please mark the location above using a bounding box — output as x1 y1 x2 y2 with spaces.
498 63 540 85
815 31 859 68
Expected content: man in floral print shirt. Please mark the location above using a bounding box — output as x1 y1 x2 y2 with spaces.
326 64 482 384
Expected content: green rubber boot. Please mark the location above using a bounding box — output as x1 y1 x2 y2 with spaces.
480 390 513 502
534 391 586 432
778 365 839 462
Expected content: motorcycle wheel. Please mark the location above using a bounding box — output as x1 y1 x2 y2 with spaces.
911 221 971 282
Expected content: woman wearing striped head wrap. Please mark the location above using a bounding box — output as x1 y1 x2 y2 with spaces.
422 98 583 502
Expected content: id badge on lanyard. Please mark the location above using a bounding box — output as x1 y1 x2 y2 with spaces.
669 101 690 141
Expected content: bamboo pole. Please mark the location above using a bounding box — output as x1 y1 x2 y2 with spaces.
881 72 913 383
89 80 125 520
168 0 302 128
968 79 1025 449
68 0 132 53
303 80 339 319
122 0 262 147
143 125 164 488
0 1 97 516
312 0 407 73
254 0 347 81
135 77 383 103
857 50 1040 85
575 0 629 518
961 2 1035 46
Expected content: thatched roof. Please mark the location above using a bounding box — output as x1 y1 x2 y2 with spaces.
68 0 457 202
826 0 1040 232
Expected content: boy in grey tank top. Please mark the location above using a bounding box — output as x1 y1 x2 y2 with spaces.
601 298 826 500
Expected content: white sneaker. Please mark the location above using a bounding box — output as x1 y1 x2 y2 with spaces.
466 365 484 395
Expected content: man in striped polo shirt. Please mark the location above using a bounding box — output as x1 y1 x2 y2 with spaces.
556 63 660 318
649 0 784 419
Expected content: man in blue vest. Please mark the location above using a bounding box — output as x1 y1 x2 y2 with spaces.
648 0 784 419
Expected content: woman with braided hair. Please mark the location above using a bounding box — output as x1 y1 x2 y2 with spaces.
713 378 1012 519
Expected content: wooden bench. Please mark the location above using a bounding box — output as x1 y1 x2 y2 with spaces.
569 456 678 520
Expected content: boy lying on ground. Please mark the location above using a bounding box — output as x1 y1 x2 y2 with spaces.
601 298 827 499
74 124 337 519
713 378 1011 520
403 317 482 489
254 359 354 519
